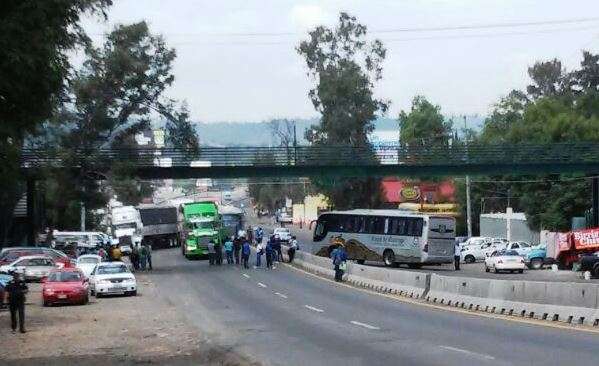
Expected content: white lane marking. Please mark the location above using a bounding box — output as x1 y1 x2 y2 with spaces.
350 321 380 330
304 305 324 313
274 292 288 299
242 274 250 279
439 346 495 360
258 282 267 288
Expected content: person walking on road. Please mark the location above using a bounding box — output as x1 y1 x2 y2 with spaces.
233 237 241 265
255 238 265 268
6 272 28 333
139 245 148 271
130 244 140 271
454 241 461 271
241 239 251 269
208 240 216 266
214 241 222 266
145 243 153 270
273 235 283 263
224 237 234 264
288 236 298 263
265 240 274 269
331 244 348 282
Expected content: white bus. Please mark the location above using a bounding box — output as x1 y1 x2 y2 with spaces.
312 209 455 268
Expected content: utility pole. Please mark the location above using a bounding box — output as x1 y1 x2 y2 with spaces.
293 122 298 165
466 175 472 238
593 177 599 227
80 201 86 231
464 115 472 238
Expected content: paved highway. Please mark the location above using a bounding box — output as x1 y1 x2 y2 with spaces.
150 248 598 366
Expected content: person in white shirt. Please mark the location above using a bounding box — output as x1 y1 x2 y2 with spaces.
288 236 299 263
255 237 265 268
454 241 461 271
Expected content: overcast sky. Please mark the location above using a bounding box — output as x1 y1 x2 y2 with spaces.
82 0 599 123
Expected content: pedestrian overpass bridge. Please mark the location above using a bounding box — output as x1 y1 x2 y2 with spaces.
20 142 599 179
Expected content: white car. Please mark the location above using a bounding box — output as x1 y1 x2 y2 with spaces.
89 262 137 297
484 250 526 273
460 242 497 263
460 237 492 249
273 227 292 242
0 255 57 281
76 254 102 278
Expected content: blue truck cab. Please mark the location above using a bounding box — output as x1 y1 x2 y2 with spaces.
526 246 548 269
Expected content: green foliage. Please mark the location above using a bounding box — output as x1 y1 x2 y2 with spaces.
44 21 177 229
297 12 387 209
474 51 599 231
398 96 453 146
0 0 111 243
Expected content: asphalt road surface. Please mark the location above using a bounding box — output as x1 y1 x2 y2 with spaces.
262 224 592 283
151 248 598 366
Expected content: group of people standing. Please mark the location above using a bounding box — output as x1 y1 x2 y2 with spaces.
206 229 300 271
130 243 153 271
209 236 251 268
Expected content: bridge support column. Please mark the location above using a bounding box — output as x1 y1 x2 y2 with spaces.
26 177 36 245
593 177 599 228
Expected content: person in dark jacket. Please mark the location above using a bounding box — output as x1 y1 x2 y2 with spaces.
241 240 251 269
273 235 283 263
331 245 348 282
6 272 28 333
214 241 223 266
265 240 274 269
233 237 242 265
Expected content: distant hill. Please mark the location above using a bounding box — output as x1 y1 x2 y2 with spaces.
193 115 486 147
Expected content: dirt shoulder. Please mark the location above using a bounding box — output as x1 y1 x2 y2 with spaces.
0 272 258 366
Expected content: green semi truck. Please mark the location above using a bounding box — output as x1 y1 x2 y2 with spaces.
178 201 226 260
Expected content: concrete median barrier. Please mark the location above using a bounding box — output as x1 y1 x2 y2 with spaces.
426 274 599 326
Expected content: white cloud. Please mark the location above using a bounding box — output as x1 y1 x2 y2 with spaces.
290 4 328 30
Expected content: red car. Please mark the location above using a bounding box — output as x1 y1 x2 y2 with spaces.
42 268 89 306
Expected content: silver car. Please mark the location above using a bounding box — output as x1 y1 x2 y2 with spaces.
0 255 57 281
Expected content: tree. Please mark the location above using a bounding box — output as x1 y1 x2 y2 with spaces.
473 51 599 231
44 21 177 229
297 12 387 209
160 101 200 153
398 96 452 146
0 0 111 243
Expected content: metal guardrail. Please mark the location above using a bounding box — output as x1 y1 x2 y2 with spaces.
19 143 599 168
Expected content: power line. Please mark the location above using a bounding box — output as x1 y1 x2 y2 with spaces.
90 16 599 38
163 25 599 47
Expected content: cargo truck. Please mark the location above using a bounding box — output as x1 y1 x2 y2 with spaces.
178 201 226 260
555 227 599 269
138 204 179 249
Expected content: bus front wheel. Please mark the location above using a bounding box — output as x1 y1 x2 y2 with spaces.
383 250 395 267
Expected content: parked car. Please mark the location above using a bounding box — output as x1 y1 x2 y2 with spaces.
460 242 497 263
460 237 492 249
278 213 293 223
42 268 89 306
579 252 599 277
485 250 526 273
76 254 102 278
0 255 57 281
0 247 74 268
273 227 292 242
89 262 137 297
490 241 534 257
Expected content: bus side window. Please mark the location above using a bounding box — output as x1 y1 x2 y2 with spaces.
407 218 424 236
370 217 385 234
389 218 407 236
